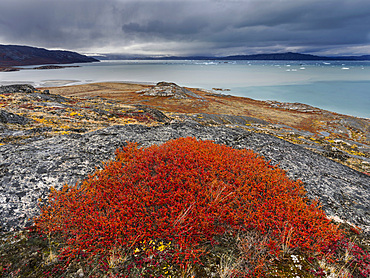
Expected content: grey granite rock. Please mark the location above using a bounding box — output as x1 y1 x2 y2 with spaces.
27 92 70 103
0 84 35 94
0 122 369 234
340 118 370 134
0 110 30 125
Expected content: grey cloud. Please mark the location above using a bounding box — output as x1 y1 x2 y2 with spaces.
0 0 122 48
123 17 208 36
0 0 369 55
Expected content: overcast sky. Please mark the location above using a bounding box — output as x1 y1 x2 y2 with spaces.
1 0 370 56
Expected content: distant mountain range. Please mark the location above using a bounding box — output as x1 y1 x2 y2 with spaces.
1 44 369 68
223 52 370 61
0 44 99 67
95 52 370 61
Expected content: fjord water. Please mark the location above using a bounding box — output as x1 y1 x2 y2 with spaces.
1 60 369 118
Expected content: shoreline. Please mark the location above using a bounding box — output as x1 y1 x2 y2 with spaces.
1 80 157 90
40 80 370 120
2 57 370 118
1 79 368 120
0 65 80 73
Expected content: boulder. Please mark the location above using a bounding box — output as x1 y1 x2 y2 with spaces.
137 82 203 99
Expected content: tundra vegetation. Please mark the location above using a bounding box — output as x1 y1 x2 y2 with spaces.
1 138 367 277
1 84 369 277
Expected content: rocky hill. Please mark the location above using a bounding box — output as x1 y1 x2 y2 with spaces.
0 44 98 67
224 52 370 61
0 83 369 235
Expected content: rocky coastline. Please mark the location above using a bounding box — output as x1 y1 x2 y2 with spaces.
0 65 80 72
0 83 369 235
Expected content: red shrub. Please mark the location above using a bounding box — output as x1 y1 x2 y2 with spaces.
35 137 342 270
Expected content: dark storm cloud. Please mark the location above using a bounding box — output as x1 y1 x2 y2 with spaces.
122 18 208 36
0 0 369 55
0 0 122 49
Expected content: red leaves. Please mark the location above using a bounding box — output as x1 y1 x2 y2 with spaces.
34 137 342 270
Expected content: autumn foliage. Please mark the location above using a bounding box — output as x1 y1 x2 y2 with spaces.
35 137 343 275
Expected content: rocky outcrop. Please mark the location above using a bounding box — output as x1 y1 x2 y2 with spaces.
33 65 79 70
0 67 19 72
0 122 369 234
137 82 203 99
0 84 35 94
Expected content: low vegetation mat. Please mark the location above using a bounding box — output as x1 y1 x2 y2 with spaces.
2 137 367 277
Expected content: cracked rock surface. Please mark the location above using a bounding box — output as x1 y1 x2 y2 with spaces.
0 121 369 234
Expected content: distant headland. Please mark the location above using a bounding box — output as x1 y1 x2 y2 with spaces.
0 44 99 71
94 51 370 61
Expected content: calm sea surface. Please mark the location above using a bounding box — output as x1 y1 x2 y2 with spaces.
1 60 369 118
